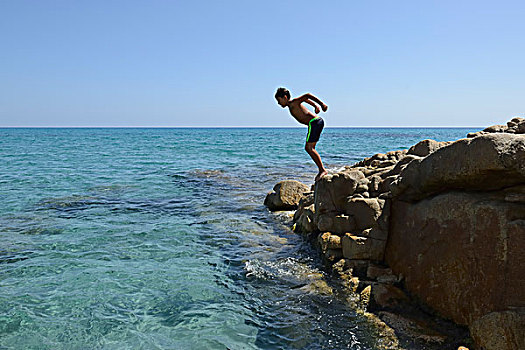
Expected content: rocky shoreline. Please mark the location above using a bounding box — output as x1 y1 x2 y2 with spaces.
264 117 525 350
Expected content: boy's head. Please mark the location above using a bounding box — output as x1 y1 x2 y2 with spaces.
275 87 290 107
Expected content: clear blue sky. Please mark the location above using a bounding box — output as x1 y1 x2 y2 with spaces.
1 0 523 127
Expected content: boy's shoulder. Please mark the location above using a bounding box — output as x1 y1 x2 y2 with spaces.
289 96 304 105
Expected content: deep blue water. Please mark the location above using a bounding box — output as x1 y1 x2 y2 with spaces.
0 127 477 349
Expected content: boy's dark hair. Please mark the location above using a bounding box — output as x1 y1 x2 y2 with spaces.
275 87 290 99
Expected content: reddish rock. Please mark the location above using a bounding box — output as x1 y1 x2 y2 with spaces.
314 170 365 214
391 133 525 201
342 234 386 261
385 191 525 326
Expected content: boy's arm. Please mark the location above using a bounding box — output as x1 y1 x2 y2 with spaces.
299 93 328 112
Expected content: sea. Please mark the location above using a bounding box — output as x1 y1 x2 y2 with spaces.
0 127 477 350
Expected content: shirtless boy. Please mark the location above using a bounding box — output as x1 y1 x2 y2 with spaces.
275 87 328 181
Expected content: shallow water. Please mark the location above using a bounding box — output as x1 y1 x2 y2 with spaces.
0 127 477 349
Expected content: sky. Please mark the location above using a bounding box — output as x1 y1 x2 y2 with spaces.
0 0 524 127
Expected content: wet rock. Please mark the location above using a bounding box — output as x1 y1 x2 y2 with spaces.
264 180 310 211
378 312 447 344
318 232 342 251
293 204 315 234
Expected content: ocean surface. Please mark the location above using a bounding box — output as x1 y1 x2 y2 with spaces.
0 127 477 349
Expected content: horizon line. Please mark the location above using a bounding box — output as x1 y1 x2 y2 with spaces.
0 125 482 129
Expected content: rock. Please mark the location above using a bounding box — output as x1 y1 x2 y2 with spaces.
300 279 333 295
469 311 525 350
484 124 508 133
342 234 386 261
360 285 372 310
467 130 487 138
314 170 365 214
355 178 370 193
367 264 393 280
518 120 525 133
359 227 388 241
344 197 385 230
324 248 343 262
378 312 447 344
343 259 370 277
370 283 410 309
318 232 342 251
385 191 525 326
264 180 310 211
367 175 381 194
317 214 355 233
381 154 422 179
377 160 397 168
391 133 525 202
379 175 397 194
408 139 451 157
508 117 525 134
293 205 316 234
378 192 392 199
468 118 525 137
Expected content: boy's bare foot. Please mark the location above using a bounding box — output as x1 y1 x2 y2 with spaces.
315 170 328 182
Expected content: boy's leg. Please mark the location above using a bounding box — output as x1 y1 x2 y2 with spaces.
305 142 328 181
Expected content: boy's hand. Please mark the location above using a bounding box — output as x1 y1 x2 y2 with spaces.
315 106 320 114
322 103 328 112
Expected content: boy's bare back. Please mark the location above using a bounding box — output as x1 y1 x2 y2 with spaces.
276 92 328 125
287 98 318 125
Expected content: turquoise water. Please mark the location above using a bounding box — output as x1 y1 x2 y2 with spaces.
0 127 477 349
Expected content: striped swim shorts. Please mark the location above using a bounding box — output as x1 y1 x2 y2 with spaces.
306 117 324 143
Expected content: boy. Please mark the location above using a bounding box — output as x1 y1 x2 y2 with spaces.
275 87 328 181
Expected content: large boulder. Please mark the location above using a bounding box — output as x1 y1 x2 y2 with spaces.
314 170 365 214
391 133 525 201
264 180 310 211
385 190 525 326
